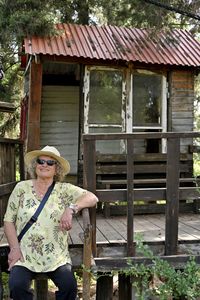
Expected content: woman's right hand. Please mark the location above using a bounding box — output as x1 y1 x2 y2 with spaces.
59 207 73 231
8 247 24 271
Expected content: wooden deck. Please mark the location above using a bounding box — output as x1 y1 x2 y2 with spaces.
1 213 200 300
2 213 200 246
71 212 200 244
2 213 200 261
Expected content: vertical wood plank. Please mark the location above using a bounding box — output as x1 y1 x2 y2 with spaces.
119 274 132 300
27 61 42 152
19 143 25 180
34 279 48 300
127 138 135 256
82 209 92 300
83 138 97 256
165 137 180 255
0 140 23 225
96 273 113 300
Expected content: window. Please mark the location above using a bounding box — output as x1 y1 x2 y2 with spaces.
89 69 122 125
131 70 167 153
132 72 163 128
84 67 167 154
84 67 124 153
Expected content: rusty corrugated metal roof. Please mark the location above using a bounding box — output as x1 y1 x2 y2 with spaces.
24 23 200 67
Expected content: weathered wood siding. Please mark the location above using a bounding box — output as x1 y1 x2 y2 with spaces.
0 139 24 226
0 143 15 225
24 72 29 95
170 70 194 153
40 86 79 174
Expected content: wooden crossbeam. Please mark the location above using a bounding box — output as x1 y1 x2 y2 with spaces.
0 182 17 197
93 255 200 272
96 187 200 202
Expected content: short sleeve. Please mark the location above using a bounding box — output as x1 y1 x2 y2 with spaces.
59 183 87 206
3 182 23 223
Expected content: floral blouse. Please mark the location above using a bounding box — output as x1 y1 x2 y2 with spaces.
4 180 87 272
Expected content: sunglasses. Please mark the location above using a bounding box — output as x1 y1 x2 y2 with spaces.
36 158 57 166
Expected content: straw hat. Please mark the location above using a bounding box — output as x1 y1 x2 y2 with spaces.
24 145 70 175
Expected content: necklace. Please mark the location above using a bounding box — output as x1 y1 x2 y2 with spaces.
34 180 49 198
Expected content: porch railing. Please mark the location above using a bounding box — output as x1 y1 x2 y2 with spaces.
83 131 200 257
0 138 24 226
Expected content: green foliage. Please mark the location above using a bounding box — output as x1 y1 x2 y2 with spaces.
118 234 200 299
2 272 9 299
81 233 200 299
0 0 57 137
0 0 56 44
91 0 200 34
0 61 22 137
193 153 200 177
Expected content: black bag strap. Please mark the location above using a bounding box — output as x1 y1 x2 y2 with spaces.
18 181 55 242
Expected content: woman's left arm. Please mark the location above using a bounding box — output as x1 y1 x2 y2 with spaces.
59 191 98 231
73 191 98 212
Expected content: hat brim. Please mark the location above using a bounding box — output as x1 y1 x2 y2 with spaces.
25 150 70 175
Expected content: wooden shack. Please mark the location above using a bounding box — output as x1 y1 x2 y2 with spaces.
2 23 200 297
21 23 200 187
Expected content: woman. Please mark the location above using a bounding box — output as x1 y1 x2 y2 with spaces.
4 145 98 300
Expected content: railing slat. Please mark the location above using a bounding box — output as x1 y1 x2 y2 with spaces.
82 131 200 263
83 139 97 256
127 139 135 256
165 138 180 255
96 187 199 202
82 208 92 300
0 139 24 227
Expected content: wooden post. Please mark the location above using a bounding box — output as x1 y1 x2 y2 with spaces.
34 276 48 300
18 142 25 180
104 183 111 218
83 137 97 256
96 273 113 300
27 60 42 152
127 138 135 257
82 225 92 300
165 137 180 255
126 139 134 300
118 274 132 300
82 208 92 300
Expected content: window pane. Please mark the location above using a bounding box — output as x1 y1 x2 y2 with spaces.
90 127 123 153
89 70 122 124
133 73 162 126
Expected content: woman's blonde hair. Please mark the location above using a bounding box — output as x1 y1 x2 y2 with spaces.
27 157 66 181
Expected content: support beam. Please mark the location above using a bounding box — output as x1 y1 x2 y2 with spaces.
27 60 42 152
96 273 113 300
119 274 132 300
34 276 48 300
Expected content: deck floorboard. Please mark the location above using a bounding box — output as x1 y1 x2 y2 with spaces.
1 213 200 247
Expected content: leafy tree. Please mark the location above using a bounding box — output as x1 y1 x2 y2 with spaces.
0 0 200 137
0 0 56 137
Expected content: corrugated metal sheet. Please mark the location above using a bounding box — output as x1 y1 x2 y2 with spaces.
24 23 200 67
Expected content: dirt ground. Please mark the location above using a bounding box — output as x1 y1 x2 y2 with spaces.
48 279 119 300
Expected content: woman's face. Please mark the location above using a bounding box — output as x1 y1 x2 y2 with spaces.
35 155 57 180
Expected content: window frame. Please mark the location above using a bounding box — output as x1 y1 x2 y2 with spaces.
130 70 167 131
83 66 167 153
83 66 126 134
